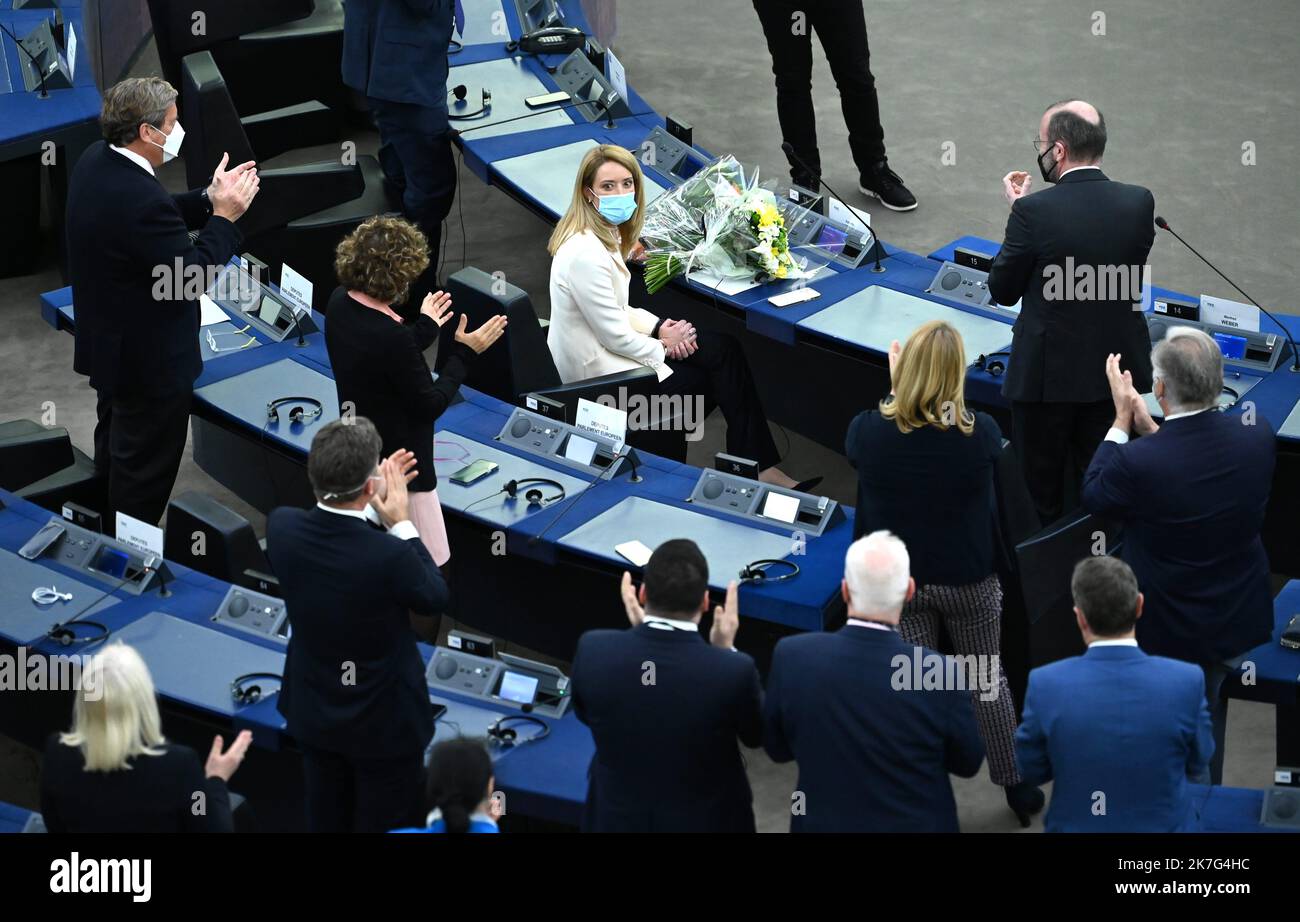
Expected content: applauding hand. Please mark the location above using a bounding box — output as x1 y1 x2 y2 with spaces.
709 580 740 649
455 313 508 354
420 291 454 326
208 152 259 221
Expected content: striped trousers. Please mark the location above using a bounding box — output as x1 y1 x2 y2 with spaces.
899 574 1021 786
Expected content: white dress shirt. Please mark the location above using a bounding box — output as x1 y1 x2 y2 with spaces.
315 501 419 542
642 614 698 632
1105 405 1210 445
109 144 155 177
548 229 670 383
1088 637 1138 648
1057 164 1102 180
846 618 895 632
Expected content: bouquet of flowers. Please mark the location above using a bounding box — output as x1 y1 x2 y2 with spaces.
640 155 822 295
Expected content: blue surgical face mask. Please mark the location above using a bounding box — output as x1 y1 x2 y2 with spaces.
592 190 637 224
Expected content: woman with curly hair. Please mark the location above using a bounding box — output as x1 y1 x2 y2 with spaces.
325 215 506 566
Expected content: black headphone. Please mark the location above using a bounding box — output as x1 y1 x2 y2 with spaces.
47 620 112 647
231 672 282 707
448 84 492 120
738 559 800 584
504 478 566 508
973 351 1011 377
486 714 550 749
266 396 324 424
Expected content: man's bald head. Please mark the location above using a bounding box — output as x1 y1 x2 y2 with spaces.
1039 98 1107 165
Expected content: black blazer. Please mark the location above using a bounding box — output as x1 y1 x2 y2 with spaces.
764 626 984 832
40 735 233 833
1081 410 1276 665
266 505 450 758
846 409 1002 587
571 624 763 832
66 141 243 398
988 169 1155 404
324 286 473 493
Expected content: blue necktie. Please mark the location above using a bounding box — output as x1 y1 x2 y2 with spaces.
453 0 465 36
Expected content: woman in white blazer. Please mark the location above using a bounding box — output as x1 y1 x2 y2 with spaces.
546 144 810 489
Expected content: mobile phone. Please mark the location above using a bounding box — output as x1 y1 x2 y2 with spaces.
450 459 499 486
525 90 570 109
430 701 449 722
615 540 653 567
768 287 821 308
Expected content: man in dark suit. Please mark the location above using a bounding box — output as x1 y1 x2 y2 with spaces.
571 539 762 832
66 77 258 524
343 0 456 303
266 418 450 832
1082 329 1275 783
988 99 1155 525
764 531 984 832
1016 556 1214 831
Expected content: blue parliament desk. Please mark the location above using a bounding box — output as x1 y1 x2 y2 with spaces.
39 274 854 664
1225 580 1300 766
0 486 593 828
1 1 99 277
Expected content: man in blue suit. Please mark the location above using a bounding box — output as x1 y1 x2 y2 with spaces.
1082 327 1275 783
571 540 763 832
343 0 458 303
764 531 985 832
1016 556 1214 831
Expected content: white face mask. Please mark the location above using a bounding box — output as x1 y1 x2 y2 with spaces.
146 120 185 163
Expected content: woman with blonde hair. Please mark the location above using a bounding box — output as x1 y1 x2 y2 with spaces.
547 144 811 489
845 320 1044 826
40 643 251 832
326 215 507 567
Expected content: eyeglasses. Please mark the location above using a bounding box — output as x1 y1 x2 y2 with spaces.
205 324 257 353
1033 137 1057 154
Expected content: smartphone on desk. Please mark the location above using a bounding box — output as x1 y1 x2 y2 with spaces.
450 459 498 486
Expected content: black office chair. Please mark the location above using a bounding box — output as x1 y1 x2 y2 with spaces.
439 267 690 461
181 51 391 313
164 491 269 584
1014 509 1124 669
0 420 102 514
149 0 351 155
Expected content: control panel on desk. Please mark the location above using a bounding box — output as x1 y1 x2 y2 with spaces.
426 646 571 718
211 585 289 645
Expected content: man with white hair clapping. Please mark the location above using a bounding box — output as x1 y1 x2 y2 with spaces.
763 531 985 832
1083 326 1276 784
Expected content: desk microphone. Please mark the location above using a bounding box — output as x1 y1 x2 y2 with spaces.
781 141 885 273
0 20 50 99
287 304 310 348
527 449 630 547
452 92 617 137
1155 216 1299 372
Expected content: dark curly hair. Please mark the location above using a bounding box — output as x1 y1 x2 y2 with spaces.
334 215 430 305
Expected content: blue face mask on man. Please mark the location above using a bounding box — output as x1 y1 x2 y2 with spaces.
592 190 637 224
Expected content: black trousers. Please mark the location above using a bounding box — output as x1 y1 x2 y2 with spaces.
369 97 457 310
753 0 887 180
659 331 781 470
1010 399 1114 526
300 744 425 833
93 388 191 526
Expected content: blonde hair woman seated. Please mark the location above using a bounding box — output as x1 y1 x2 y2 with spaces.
546 144 808 489
844 320 1043 826
40 643 251 832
